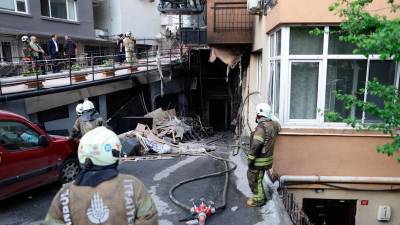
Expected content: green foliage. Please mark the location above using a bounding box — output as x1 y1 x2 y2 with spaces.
70 64 81 71
102 59 113 67
323 0 400 162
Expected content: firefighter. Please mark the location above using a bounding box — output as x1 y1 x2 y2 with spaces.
246 103 281 207
71 100 107 139
44 127 158 225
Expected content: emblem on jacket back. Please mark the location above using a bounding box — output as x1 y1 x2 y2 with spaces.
87 192 110 224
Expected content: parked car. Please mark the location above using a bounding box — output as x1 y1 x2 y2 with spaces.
0 110 79 201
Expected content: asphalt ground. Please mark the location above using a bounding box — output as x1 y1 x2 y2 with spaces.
0 135 267 225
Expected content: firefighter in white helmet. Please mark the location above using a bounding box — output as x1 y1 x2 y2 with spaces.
44 127 158 225
71 99 107 139
246 103 280 207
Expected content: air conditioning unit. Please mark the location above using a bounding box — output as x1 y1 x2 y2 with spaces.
247 0 263 14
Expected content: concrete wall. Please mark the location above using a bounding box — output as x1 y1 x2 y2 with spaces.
291 188 400 225
0 0 95 39
265 0 400 33
273 130 400 177
94 0 161 40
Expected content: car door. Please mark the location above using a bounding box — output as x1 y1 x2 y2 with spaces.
0 120 54 200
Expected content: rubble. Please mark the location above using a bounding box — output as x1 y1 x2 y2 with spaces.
118 108 216 158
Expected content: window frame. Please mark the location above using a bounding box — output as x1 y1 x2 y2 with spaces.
0 0 28 14
268 29 282 117
275 26 400 127
42 0 77 21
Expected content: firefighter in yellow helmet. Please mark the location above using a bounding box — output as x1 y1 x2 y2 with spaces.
246 103 281 207
44 127 158 225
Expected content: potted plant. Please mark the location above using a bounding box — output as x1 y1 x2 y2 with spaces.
70 64 87 82
101 59 114 77
21 70 44 88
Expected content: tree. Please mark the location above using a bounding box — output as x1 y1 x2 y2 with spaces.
322 0 400 162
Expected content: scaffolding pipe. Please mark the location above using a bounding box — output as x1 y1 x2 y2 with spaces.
280 175 400 185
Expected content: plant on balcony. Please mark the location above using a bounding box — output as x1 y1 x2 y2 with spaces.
69 64 87 82
319 0 400 162
101 59 114 77
21 69 44 88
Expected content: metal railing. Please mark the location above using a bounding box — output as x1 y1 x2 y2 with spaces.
213 2 253 32
0 48 183 96
280 187 314 225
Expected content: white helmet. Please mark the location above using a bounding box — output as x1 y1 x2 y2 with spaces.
256 103 272 119
125 32 132 37
82 100 95 112
21 35 29 42
75 103 83 116
78 127 122 166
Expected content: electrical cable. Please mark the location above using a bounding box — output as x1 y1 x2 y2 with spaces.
169 151 237 212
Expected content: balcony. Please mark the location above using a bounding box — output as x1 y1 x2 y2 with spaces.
207 0 253 44
180 28 207 45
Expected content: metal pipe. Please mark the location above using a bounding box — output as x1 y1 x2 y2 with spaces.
280 175 400 185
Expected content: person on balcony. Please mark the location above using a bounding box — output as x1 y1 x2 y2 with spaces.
21 35 33 72
64 36 77 63
47 34 61 73
123 32 137 64
117 34 125 65
30 36 46 75
247 103 281 207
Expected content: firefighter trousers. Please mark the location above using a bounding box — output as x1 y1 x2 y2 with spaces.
247 168 267 203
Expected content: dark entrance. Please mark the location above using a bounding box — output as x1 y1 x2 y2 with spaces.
209 99 227 130
303 199 357 225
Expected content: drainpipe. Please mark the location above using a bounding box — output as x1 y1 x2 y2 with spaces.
280 175 400 185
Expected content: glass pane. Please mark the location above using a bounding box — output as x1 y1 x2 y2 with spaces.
325 60 367 121
276 30 281 56
269 33 275 57
67 0 76 20
50 0 67 19
0 121 40 150
274 61 280 115
16 0 26 12
41 0 50 16
365 61 396 122
268 61 274 105
328 27 357 54
290 62 319 119
290 27 323 55
0 0 15 11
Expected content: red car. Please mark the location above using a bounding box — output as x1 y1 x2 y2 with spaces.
0 110 79 200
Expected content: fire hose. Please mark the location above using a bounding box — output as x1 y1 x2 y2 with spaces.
169 151 237 224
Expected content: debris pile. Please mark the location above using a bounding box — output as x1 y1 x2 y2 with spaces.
118 108 215 158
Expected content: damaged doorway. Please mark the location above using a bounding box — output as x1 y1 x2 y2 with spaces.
303 199 356 225
209 99 228 130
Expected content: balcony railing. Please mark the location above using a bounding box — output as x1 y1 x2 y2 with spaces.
213 2 252 32
0 48 183 97
180 28 207 44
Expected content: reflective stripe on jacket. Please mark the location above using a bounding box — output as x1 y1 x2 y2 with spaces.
248 118 281 169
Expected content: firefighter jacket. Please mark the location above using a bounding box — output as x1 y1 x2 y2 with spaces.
71 113 107 139
43 174 158 225
248 118 281 169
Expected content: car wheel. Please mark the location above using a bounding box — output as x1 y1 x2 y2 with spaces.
59 158 80 184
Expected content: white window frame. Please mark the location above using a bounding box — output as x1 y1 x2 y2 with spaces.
257 52 263 94
275 26 400 128
45 0 77 21
0 0 28 13
268 29 282 117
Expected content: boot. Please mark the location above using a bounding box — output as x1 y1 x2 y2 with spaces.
246 197 266 207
